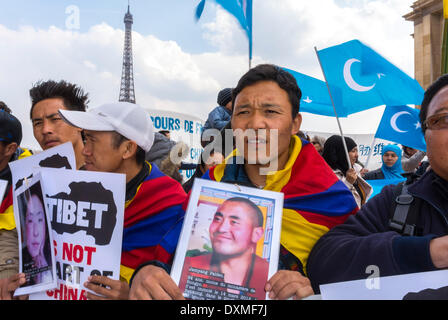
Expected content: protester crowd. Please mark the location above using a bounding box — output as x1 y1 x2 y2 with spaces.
1 63 445 300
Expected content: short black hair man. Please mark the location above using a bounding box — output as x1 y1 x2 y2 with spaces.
129 64 358 300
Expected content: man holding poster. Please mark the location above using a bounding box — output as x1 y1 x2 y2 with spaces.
129 64 358 300
59 101 187 300
0 107 33 298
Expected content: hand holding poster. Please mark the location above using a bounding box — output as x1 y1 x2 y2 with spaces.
13 172 57 296
170 178 283 300
28 168 125 300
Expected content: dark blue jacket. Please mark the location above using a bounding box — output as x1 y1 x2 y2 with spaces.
202 106 231 132
307 169 448 293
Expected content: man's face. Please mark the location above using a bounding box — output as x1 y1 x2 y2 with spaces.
25 195 46 258
231 81 301 168
209 201 263 257
82 130 124 173
425 86 448 180
31 98 83 150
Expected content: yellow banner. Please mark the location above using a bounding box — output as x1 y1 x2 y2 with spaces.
445 0 448 19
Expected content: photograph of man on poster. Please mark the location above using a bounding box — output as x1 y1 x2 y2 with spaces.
17 181 53 288
179 196 269 300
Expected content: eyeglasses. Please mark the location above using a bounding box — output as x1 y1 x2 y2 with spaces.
423 112 448 131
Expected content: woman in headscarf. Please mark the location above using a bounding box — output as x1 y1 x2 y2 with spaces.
363 144 404 181
311 135 326 156
322 135 372 208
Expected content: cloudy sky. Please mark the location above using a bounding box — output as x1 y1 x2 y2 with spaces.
0 0 417 150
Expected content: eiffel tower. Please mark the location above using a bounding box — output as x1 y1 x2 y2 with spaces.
119 3 136 103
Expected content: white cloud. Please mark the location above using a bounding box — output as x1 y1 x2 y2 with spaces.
0 0 417 151
0 23 240 150
199 0 415 135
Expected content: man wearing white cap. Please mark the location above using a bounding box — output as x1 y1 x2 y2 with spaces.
58 102 187 300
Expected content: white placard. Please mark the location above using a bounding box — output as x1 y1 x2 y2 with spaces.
0 179 7 202
29 167 125 300
170 178 284 300
320 269 448 300
14 172 57 296
9 142 76 192
146 109 205 182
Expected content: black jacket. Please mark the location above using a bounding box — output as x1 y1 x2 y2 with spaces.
362 168 385 180
307 169 448 292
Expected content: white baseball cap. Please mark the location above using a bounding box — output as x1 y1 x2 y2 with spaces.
59 102 154 152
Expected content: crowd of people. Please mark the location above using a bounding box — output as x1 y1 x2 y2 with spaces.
0 63 445 300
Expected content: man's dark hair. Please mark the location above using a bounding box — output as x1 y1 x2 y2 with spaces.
0 101 12 114
420 74 448 133
231 64 302 118
111 132 146 165
224 197 264 227
29 80 89 118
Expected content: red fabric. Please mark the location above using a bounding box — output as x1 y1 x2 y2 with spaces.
124 175 186 228
0 186 12 213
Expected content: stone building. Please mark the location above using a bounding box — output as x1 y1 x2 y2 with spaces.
404 0 444 89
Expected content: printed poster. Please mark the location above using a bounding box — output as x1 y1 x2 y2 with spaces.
29 167 125 300
171 178 283 300
0 179 7 202
9 142 76 191
320 269 448 300
13 173 57 296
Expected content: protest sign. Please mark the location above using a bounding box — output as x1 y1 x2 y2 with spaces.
14 172 57 296
320 269 448 300
171 178 283 300
9 142 76 191
29 167 125 300
0 179 7 202
146 109 204 181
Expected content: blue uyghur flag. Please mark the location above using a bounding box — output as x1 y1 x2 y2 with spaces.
317 40 424 116
283 68 345 117
366 178 406 199
375 105 427 152
195 0 253 59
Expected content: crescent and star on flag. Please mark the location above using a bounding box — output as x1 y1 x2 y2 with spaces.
342 58 421 133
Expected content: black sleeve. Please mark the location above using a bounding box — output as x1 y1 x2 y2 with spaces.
307 184 436 293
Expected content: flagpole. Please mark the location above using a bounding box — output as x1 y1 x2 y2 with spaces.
314 46 352 170
364 137 376 169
